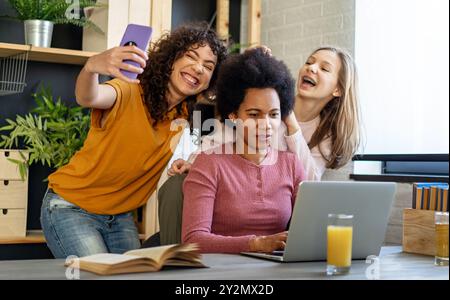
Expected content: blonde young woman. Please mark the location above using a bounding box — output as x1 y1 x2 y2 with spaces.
156 46 361 246
282 46 361 180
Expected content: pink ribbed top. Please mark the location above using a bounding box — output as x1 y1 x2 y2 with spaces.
182 146 306 253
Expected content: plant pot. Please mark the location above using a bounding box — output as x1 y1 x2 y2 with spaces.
24 20 54 48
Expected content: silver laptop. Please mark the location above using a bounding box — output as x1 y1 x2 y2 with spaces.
242 181 396 262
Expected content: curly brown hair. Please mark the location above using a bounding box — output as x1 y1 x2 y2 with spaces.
139 23 228 126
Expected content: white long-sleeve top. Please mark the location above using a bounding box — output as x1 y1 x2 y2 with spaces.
284 116 332 181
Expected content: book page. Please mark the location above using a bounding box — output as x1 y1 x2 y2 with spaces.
68 253 143 266
125 245 178 262
125 244 200 263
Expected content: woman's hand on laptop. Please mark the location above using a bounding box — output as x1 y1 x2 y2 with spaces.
168 159 192 176
249 231 288 253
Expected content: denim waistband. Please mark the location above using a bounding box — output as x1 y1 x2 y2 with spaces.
45 188 77 208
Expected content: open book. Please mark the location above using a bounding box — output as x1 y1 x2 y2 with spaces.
65 244 206 275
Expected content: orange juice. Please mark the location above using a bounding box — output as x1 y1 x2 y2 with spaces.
327 225 353 267
435 223 449 258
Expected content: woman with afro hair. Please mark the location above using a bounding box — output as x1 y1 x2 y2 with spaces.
40 23 228 258
181 49 307 254
159 46 361 246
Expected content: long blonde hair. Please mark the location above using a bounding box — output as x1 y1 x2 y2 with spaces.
307 47 361 169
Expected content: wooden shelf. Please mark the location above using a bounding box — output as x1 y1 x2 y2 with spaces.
0 230 46 245
0 42 98 65
0 230 147 245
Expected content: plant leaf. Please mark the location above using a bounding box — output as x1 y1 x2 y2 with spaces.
0 84 91 178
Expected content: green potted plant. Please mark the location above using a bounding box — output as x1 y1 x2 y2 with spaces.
0 85 90 179
2 0 102 47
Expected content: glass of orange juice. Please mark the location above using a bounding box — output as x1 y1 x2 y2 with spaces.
435 212 449 266
327 214 353 275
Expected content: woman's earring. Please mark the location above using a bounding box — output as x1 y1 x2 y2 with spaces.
204 90 217 104
332 89 342 98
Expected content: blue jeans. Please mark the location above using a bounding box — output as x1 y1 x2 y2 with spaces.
40 189 141 259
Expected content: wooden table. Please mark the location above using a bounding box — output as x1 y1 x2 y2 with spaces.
0 247 447 280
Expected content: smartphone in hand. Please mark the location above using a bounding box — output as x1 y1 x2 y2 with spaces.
119 24 153 79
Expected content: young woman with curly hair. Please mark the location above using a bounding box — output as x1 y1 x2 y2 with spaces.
40 23 228 258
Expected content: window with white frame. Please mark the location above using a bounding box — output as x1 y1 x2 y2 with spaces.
355 0 449 155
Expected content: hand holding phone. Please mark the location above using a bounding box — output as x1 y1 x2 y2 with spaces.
119 24 153 80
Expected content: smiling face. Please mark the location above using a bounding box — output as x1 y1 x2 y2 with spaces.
297 49 342 102
169 44 218 100
231 88 281 152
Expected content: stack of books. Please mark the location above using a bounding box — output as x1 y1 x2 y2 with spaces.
412 183 449 211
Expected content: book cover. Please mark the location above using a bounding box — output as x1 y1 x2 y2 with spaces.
422 187 430 210
443 187 449 212
430 186 438 211
413 184 422 209
437 187 443 211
